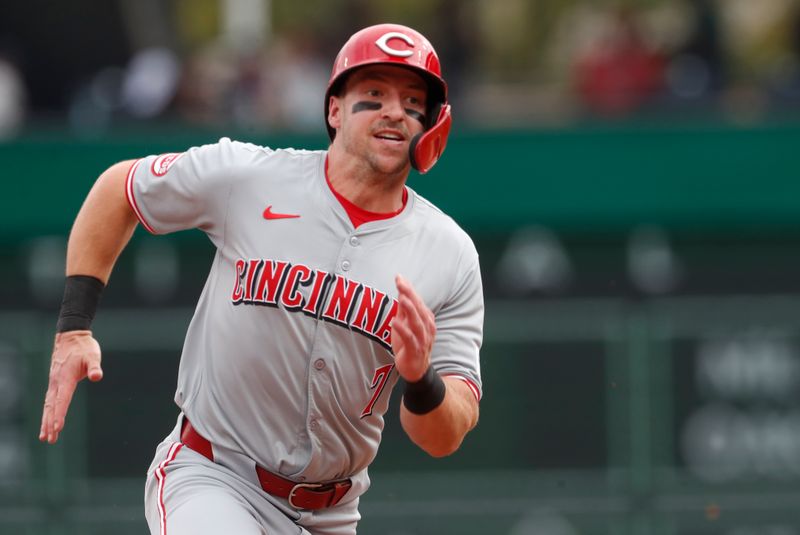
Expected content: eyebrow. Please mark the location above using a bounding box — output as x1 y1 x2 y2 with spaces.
358 73 427 92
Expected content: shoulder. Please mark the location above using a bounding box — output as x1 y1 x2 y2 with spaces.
198 137 323 165
408 188 479 264
179 138 324 184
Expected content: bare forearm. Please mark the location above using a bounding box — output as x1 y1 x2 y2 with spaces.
400 377 479 457
40 161 137 445
67 161 139 282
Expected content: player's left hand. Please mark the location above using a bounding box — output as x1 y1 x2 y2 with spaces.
392 274 436 382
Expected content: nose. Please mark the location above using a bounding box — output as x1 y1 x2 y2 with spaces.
381 93 405 122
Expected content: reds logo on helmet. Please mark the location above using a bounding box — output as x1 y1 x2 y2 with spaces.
374 32 415 57
151 153 183 177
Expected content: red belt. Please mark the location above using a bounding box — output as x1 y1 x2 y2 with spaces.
180 417 352 510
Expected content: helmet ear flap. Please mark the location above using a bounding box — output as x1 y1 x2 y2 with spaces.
426 102 444 130
409 104 451 174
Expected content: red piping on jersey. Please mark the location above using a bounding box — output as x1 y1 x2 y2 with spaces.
155 442 183 535
442 373 482 402
125 158 157 234
325 156 408 229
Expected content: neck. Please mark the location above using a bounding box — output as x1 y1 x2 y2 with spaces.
326 143 408 213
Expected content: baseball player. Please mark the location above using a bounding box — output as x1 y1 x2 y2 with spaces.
39 23 482 535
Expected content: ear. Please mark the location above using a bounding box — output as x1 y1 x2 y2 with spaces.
328 95 343 131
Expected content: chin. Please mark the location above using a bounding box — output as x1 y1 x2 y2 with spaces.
368 153 409 176
375 159 409 176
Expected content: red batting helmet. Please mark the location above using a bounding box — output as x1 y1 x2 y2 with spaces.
324 23 452 174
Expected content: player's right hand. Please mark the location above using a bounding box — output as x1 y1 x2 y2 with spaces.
39 330 103 444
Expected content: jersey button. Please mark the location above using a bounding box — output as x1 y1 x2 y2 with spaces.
341 260 351 271
349 236 360 247
314 359 325 370
309 420 319 430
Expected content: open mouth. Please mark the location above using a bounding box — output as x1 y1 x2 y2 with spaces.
374 130 406 143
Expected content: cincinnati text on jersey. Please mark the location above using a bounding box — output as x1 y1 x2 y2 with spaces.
230 258 398 351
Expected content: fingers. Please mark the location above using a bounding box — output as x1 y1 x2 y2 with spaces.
40 352 62 443
405 295 431 340
39 333 103 444
397 295 427 355
392 306 416 353
39 384 55 443
87 369 103 382
392 312 427 382
40 374 75 444
87 362 104 382
40 375 65 444
85 337 103 382
390 291 407 351
395 275 436 339
52 380 79 438
392 275 436 382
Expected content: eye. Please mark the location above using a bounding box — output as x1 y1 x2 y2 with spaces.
406 95 426 109
367 89 381 98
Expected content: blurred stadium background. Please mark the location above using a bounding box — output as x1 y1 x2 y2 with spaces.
2 0 800 533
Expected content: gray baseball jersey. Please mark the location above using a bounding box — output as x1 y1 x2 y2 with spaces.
126 137 483 506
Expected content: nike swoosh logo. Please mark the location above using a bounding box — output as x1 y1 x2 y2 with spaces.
263 205 301 220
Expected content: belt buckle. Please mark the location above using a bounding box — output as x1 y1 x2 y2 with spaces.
288 482 324 509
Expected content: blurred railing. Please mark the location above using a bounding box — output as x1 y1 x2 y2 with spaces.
5 293 800 534
4 126 800 534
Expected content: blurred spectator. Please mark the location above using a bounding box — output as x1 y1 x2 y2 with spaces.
767 1 800 105
175 43 239 126
716 0 796 121
665 0 725 101
429 0 479 106
174 31 328 133
230 47 273 128
0 53 26 139
262 31 329 132
8 0 800 129
326 0 378 51
573 6 667 117
719 0 795 81
121 48 182 119
65 50 181 135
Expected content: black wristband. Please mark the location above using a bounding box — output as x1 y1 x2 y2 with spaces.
402 366 446 415
56 275 105 332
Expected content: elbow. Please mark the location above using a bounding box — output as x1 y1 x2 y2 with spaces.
420 436 463 458
426 446 457 458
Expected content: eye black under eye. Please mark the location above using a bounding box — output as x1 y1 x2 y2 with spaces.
352 101 382 113
405 109 426 124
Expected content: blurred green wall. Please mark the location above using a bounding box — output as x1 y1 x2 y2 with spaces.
3 123 800 238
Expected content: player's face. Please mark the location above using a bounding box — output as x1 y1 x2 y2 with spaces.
329 65 428 176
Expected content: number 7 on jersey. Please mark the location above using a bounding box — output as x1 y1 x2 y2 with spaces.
360 364 395 418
